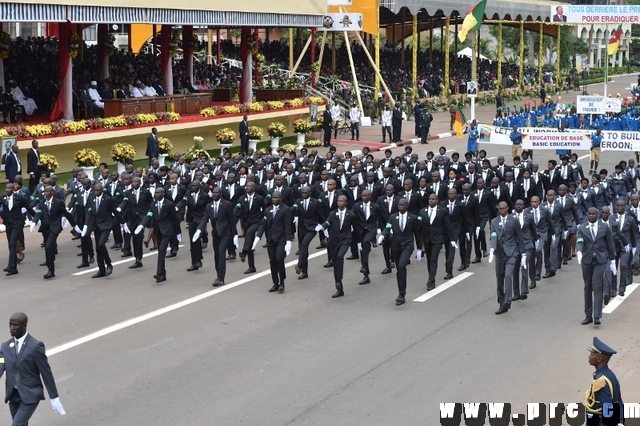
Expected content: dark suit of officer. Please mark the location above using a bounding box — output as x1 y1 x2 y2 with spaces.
85 194 122 275
377 194 399 271
320 207 356 287
351 200 383 278
542 200 565 277
32 196 76 275
140 197 181 280
292 197 323 276
418 205 452 286
382 211 422 299
68 187 95 266
511 210 538 298
490 214 525 311
234 192 265 270
257 203 293 287
198 198 236 283
0 192 34 274
178 190 211 269
119 187 154 264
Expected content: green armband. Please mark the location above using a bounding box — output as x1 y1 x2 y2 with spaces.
236 203 242 208
490 232 497 237
87 207 92 212
36 209 42 214
147 211 154 217
263 216 267 220
266 194 271 198
123 197 129 201
417 216 422 221
577 237 584 243
317 198 323 203
386 222 392 229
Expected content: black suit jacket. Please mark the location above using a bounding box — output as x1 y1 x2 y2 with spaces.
146 134 159 159
198 199 237 237
234 193 265 226
33 197 76 235
577 221 615 265
382 212 422 251
441 199 467 238
320 208 356 244
418 206 452 245
293 197 324 232
257 204 293 244
0 334 59 404
85 194 122 231
180 190 211 225
0 193 34 228
119 188 154 227
27 148 40 178
142 198 181 237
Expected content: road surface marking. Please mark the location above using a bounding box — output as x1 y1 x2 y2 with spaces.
413 272 474 302
603 283 639 314
47 250 328 357
72 245 186 275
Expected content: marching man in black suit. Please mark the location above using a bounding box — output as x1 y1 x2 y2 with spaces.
253 190 293 293
379 198 422 306
316 195 356 298
83 183 122 279
119 176 154 269
234 181 265 274
1 183 35 276
179 180 211 272
292 187 323 280
192 187 237 287
30 185 79 279
0 312 65 424
145 127 159 165
576 207 616 326
26 139 41 194
418 193 455 291
351 189 383 285
135 187 182 283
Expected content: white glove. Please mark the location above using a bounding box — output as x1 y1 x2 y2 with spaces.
116 207 122 212
233 235 239 248
134 225 144 235
357 242 362 251
29 222 36 232
21 207 27 214
175 206 179 211
285 241 291 256
451 241 458 249
50 397 65 415
633 247 637 256
192 229 201 242
577 251 582 265
323 229 329 239
314 224 324 231
610 260 617 275
416 249 423 261
81 225 87 237
465 232 471 241
176 234 182 243
488 248 495 263
74 225 82 234
123 223 130 234
376 228 382 235
66 207 73 213
624 244 631 253
252 236 260 250
475 226 481 238
377 235 384 245
61 217 69 229
293 217 298 225
521 254 527 270
551 235 556 244
562 230 569 239
535 240 540 250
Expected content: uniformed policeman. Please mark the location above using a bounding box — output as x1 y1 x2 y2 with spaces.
584 337 624 426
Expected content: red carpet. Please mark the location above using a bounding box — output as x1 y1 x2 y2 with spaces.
330 139 391 149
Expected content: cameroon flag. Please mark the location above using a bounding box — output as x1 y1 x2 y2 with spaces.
454 107 467 138
458 0 487 43
607 25 623 56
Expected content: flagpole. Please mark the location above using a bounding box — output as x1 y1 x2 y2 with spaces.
604 48 608 98
471 28 477 121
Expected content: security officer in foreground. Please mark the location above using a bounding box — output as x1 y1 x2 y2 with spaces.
584 337 624 426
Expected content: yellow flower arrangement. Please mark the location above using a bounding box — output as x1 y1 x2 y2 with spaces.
215 128 236 144
25 124 53 137
104 32 116 57
70 33 82 59
110 142 136 164
165 112 180 121
222 105 241 114
40 153 59 172
304 139 322 147
248 126 263 140
248 102 264 112
169 31 181 57
101 116 128 128
158 137 173 154
310 61 320 74
289 98 304 107
64 121 88 133
200 107 216 117
308 96 324 104
0 31 11 60
280 144 297 153
136 113 158 124
267 122 286 138
267 101 285 110
74 148 100 167
293 119 311 134
0 128 9 137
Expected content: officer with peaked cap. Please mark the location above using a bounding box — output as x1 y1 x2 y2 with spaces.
585 337 624 426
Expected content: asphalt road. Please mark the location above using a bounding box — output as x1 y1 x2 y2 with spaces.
1 74 640 425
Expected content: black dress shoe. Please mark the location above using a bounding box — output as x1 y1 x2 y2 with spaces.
44 271 55 279
213 279 225 287
520 295 528 300
395 295 405 305
529 281 536 289
110 243 122 250
166 252 177 258
381 267 392 274
594 318 601 325
604 295 611 305
268 284 279 292
483 251 489 257
90 256 95 264
92 271 106 278
581 317 593 325
457 265 467 271
495 306 508 315
359 276 370 285
298 273 308 280
244 267 256 274
2 267 9 272
316 243 327 249
390 261 395 268
39 262 48 266
6 270 18 276
239 251 246 262
535 275 541 281
226 254 236 260
278 284 285 293
186 265 199 271
426 281 435 291
156 275 167 283
471 258 481 264
196 261 202 268
105 264 113 276
346 255 359 260
121 251 133 258
619 291 625 297
542 271 555 278
443 273 453 280
512 295 521 301
202 242 208 249
77 262 90 268
332 289 345 298
295 250 300 256
323 262 334 268
129 262 143 269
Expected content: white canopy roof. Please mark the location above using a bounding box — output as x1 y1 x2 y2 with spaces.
457 47 491 63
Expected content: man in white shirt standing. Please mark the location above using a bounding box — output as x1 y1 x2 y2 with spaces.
330 103 342 139
349 104 361 141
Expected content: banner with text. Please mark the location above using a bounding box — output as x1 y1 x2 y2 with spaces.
549 4 640 24
522 132 591 150
576 96 622 114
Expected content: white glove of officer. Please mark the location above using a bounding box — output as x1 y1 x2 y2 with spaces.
81 225 87 237
123 223 131 234
535 240 540 250
475 226 481 238
451 241 458 249
577 251 582 265
61 217 70 228
314 224 324 231
323 229 329 239
21 207 27 214
233 235 239 248
285 241 291 256
562 230 569 239
357 243 362 252
416 249 423 262
252 236 261 250
465 232 471 241
377 235 384 245
50 397 65 415
176 234 182 243
488 248 495 264
551 235 556 245
633 247 637 256
29 222 36 232
293 217 298 225
610 260 617 275
192 230 201 242
624 244 631 253
134 225 144 235
74 225 82 234
521 253 527 270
